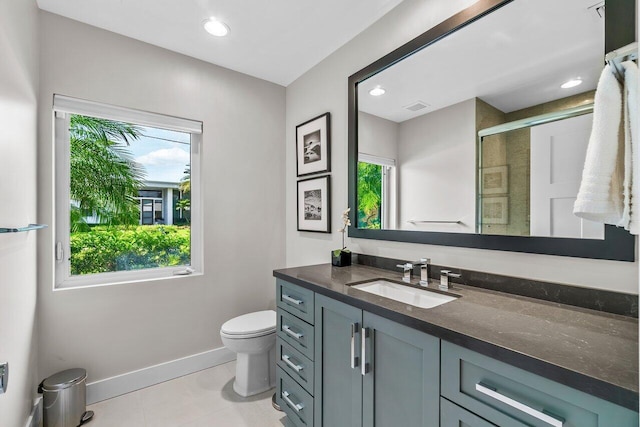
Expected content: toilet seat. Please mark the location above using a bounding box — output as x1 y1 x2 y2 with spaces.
220 310 276 339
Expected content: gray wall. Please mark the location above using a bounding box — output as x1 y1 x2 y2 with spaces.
358 111 399 161
0 0 40 425
285 0 638 293
37 12 286 383
397 99 476 233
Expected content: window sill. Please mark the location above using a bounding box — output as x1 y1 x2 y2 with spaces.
54 269 203 291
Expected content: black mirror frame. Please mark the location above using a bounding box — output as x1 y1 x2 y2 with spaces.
347 0 635 261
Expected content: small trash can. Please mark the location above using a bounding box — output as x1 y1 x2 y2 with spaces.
38 368 94 427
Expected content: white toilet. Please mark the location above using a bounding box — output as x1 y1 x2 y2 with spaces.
220 310 277 397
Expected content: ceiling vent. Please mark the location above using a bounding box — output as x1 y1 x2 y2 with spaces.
404 101 429 112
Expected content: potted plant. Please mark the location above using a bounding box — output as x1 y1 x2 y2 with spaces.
332 208 352 267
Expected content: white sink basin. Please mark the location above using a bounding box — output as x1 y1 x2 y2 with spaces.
351 280 457 309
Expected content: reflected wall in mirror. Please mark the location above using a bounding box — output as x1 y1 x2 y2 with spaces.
357 0 603 238
348 0 635 260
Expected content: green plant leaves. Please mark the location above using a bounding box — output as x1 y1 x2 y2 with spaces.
70 225 190 275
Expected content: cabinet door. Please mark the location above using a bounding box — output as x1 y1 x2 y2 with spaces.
314 294 363 427
362 311 440 427
441 398 498 427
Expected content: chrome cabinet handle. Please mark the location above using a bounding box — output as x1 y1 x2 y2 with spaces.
476 383 564 427
350 323 359 369
282 324 304 340
282 294 303 306
282 354 303 372
281 391 304 412
361 327 369 375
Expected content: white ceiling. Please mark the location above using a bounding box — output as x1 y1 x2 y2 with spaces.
359 0 604 122
36 0 405 86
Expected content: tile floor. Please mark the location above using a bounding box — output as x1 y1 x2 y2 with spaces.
86 361 287 427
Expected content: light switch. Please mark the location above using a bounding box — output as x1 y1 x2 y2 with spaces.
0 362 7 394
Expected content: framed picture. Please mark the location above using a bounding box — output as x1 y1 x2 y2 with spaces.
296 112 331 177
297 175 331 233
481 165 508 195
482 196 509 224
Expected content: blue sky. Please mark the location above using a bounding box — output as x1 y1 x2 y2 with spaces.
127 126 191 183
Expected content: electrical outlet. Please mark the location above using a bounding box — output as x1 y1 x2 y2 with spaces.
0 362 7 394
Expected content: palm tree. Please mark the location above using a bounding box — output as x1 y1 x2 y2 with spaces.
179 164 191 194
175 198 191 222
176 163 191 223
70 115 145 230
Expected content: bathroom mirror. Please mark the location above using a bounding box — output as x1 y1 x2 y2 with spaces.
348 0 635 260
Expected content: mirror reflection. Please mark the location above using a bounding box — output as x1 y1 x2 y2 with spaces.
356 0 605 239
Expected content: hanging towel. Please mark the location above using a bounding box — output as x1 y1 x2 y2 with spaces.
573 64 624 224
623 61 639 234
619 63 632 228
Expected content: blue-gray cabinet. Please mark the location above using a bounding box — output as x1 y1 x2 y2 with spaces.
276 279 316 427
313 293 362 427
441 341 639 427
441 398 497 427
276 278 638 427
314 294 440 427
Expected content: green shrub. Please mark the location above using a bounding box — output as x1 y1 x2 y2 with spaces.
70 225 190 275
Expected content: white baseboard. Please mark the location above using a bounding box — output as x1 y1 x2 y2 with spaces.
86 347 235 405
24 396 42 427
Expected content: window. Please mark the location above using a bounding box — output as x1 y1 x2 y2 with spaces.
357 153 396 229
54 95 202 288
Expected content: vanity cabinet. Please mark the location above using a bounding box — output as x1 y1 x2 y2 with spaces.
441 342 639 427
314 294 440 427
441 398 497 427
276 279 316 427
275 276 638 427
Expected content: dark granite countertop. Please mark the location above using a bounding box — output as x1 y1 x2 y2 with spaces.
273 263 639 411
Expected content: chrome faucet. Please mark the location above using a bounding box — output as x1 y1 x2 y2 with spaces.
396 263 413 283
413 258 431 286
440 270 461 290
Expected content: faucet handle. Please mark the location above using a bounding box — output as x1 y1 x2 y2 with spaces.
396 263 413 283
440 270 461 290
440 270 461 277
413 258 430 265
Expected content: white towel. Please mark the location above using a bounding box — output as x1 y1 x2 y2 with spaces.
619 64 632 228
623 61 639 234
573 64 624 224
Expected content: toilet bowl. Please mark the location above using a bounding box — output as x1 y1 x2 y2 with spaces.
220 310 277 397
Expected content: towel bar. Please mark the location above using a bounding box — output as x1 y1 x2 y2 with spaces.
605 42 638 83
407 220 462 224
0 224 48 233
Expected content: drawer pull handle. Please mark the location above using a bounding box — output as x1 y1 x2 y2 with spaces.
282 354 303 372
282 294 304 306
281 390 304 412
476 383 565 427
282 324 304 340
361 327 370 375
350 323 359 369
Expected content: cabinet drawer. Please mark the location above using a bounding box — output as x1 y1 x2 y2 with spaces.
441 342 639 427
441 397 498 427
277 279 315 324
278 309 315 360
277 367 314 427
277 338 314 395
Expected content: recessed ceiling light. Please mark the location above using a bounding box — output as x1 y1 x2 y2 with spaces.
561 78 582 89
369 86 386 96
203 17 230 37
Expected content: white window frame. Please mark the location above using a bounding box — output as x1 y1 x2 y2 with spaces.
53 95 203 289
